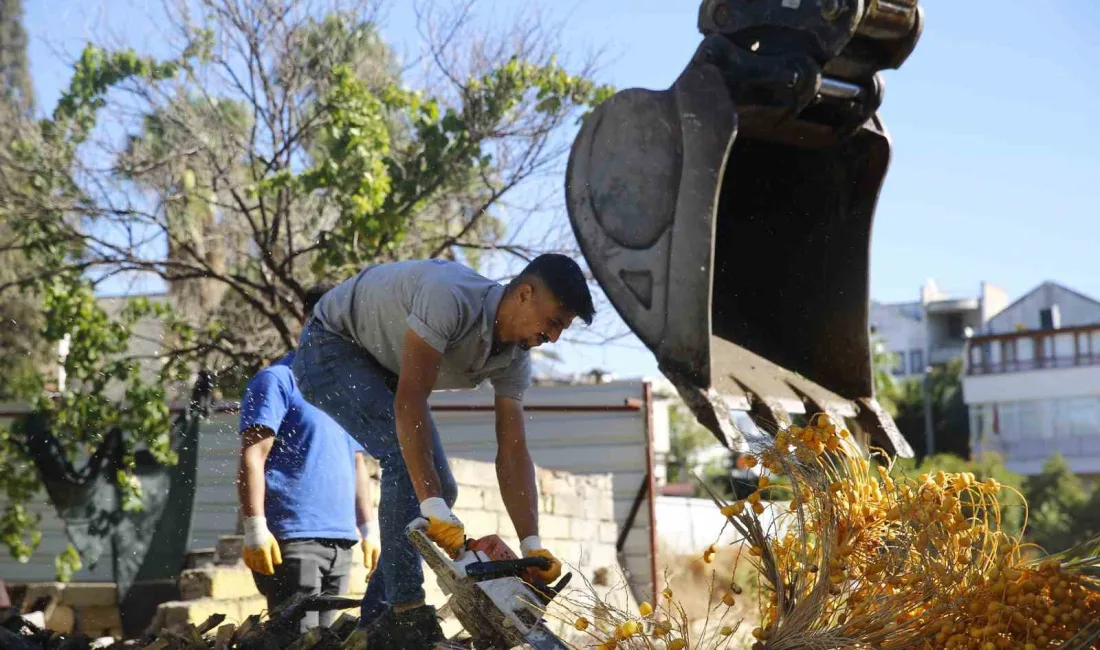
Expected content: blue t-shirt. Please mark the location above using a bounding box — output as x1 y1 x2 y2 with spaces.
239 352 364 541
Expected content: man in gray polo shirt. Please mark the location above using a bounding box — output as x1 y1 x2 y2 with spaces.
291 254 594 649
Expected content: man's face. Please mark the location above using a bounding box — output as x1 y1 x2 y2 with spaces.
511 283 577 351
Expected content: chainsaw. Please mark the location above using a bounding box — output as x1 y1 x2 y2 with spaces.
406 519 575 650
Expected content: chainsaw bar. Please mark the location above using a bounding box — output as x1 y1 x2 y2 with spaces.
407 522 572 650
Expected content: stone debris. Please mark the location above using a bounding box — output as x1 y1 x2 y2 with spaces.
0 593 437 650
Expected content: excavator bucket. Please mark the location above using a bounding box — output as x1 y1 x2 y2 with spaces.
566 0 923 456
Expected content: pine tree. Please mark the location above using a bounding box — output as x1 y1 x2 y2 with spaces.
0 0 33 115
0 0 47 399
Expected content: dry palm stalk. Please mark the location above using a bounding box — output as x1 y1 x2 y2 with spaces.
551 414 1100 650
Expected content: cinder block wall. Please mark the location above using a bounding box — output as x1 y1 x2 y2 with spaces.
442 457 620 575
150 456 626 637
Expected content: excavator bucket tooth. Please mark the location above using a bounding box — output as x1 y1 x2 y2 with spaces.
566 45 913 458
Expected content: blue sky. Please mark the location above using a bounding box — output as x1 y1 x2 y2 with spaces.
23 0 1100 380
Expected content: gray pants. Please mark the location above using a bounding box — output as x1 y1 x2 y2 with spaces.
251 538 355 632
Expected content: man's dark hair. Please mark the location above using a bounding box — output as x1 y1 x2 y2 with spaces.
303 283 335 318
512 254 596 325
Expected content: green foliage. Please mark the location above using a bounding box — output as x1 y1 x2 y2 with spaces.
667 402 718 485
0 424 42 563
310 57 614 275
0 1 48 400
8 44 186 275
926 359 969 449
1023 454 1094 554
0 0 33 114
700 456 740 501
15 282 183 514
48 45 178 147
299 65 402 268
55 544 82 583
666 402 741 499
291 14 396 94
871 337 903 417
872 347 970 458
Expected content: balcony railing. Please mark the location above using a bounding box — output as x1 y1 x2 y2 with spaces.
966 323 1100 376
970 356 1100 375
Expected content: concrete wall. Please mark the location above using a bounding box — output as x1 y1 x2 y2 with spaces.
986 282 1100 335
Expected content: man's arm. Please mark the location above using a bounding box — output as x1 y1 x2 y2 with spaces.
236 370 289 575
237 425 276 517
354 451 374 528
394 327 446 503
494 395 538 541
237 369 288 518
354 450 381 577
495 394 560 584
236 424 283 575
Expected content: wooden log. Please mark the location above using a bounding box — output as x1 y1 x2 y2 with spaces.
212 624 235 650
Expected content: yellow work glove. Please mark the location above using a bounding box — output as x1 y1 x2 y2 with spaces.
521 535 562 584
359 521 380 579
420 497 465 558
242 516 282 575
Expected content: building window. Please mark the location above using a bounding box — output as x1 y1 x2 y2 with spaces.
909 349 924 374
891 351 906 376
970 404 992 447
1052 397 1100 439
1017 338 1035 363
997 401 1046 441
946 313 965 341
1078 332 1093 358
1039 305 1061 330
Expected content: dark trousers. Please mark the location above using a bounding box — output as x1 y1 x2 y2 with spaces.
293 319 459 627
251 538 355 633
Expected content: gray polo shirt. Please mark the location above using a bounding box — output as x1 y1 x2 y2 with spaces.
313 259 532 400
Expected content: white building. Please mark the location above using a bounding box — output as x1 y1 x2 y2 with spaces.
962 282 1100 476
871 279 1009 380
869 299 926 380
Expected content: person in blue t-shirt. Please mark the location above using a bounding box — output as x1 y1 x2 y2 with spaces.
236 284 380 632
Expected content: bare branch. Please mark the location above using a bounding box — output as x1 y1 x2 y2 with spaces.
4 0 611 378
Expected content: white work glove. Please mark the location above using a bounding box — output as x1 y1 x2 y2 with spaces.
420 497 466 558
521 535 562 584
242 516 282 575
359 520 380 578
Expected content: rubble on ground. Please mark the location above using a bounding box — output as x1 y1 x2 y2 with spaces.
0 593 387 650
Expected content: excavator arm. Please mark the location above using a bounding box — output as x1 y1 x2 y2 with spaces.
566 0 923 456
